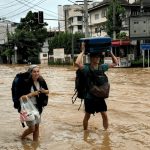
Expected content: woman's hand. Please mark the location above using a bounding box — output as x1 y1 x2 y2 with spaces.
20 95 28 101
27 91 40 98
39 88 49 94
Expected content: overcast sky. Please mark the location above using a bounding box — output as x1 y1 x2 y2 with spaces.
0 0 103 30
0 0 134 30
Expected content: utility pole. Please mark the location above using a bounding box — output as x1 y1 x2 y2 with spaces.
140 0 143 13
113 0 116 40
84 0 89 37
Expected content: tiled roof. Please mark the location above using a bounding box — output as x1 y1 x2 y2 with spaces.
89 0 129 12
102 0 129 5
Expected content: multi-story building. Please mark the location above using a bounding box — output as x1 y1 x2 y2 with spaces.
58 0 150 38
0 19 17 44
0 19 17 63
88 0 130 37
58 4 84 34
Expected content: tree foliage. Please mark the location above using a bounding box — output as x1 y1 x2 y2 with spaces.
48 32 84 55
117 32 127 39
105 0 125 38
9 11 48 62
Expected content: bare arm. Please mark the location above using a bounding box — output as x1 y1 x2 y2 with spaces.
75 42 85 69
108 50 118 68
39 88 49 94
20 91 40 101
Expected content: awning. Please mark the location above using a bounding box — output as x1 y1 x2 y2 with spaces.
112 40 131 47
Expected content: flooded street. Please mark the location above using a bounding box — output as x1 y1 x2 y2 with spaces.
0 64 150 150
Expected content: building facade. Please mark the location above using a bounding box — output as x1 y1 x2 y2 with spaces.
0 19 16 44
0 19 17 63
88 0 130 37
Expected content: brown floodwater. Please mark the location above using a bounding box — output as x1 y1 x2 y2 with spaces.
0 64 150 150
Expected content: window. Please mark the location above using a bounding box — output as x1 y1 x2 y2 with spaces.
101 9 106 18
95 28 98 33
43 54 47 57
78 25 82 30
77 16 82 21
95 14 99 20
134 21 139 24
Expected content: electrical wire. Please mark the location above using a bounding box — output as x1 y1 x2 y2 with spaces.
0 0 74 30
22 0 64 19
3 0 47 19
0 0 17 7
0 2 19 9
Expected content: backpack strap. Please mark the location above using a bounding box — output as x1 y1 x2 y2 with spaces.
87 64 105 88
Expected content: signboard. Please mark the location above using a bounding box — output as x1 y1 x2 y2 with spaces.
104 57 120 67
140 44 150 68
120 57 129 67
128 54 135 61
53 48 64 59
129 16 150 39
104 57 131 67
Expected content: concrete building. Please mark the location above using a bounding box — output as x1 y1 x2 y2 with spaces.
58 2 94 34
88 0 130 37
0 19 17 63
0 19 17 44
58 4 84 34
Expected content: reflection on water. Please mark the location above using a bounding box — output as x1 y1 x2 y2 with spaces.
83 130 111 150
0 64 150 150
21 140 40 150
101 132 111 150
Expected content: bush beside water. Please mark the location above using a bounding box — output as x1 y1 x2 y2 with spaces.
131 58 149 67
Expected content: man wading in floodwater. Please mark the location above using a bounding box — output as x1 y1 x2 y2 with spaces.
75 42 118 130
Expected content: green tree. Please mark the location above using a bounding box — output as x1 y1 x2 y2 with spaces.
105 0 125 38
117 32 127 39
1 47 14 63
9 11 48 63
48 32 84 55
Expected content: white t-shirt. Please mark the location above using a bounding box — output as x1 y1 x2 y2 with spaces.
30 81 40 104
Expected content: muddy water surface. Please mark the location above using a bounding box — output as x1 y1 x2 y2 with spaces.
0 64 150 150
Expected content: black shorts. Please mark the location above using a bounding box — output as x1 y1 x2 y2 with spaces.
84 98 107 114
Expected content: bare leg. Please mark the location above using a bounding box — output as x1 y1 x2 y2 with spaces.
21 126 35 139
101 112 108 130
33 124 39 141
83 112 91 130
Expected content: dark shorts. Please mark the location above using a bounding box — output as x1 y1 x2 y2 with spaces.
84 98 107 114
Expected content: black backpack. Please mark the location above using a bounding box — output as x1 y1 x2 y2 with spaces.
72 64 109 110
11 72 30 110
72 66 89 110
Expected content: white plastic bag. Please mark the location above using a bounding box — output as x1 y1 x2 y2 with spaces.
20 97 40 122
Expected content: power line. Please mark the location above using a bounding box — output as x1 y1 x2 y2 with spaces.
0 1 17 7
1 0 64 23
0 2 19 9
22 0 63 19
4 0 47 19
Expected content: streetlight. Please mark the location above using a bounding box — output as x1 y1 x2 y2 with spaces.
14 45 18 64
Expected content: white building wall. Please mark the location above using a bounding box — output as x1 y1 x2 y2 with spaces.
58 5 65 32
89 8 107 37
0 20 17 44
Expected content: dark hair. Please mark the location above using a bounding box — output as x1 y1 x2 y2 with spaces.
89 52 103 58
